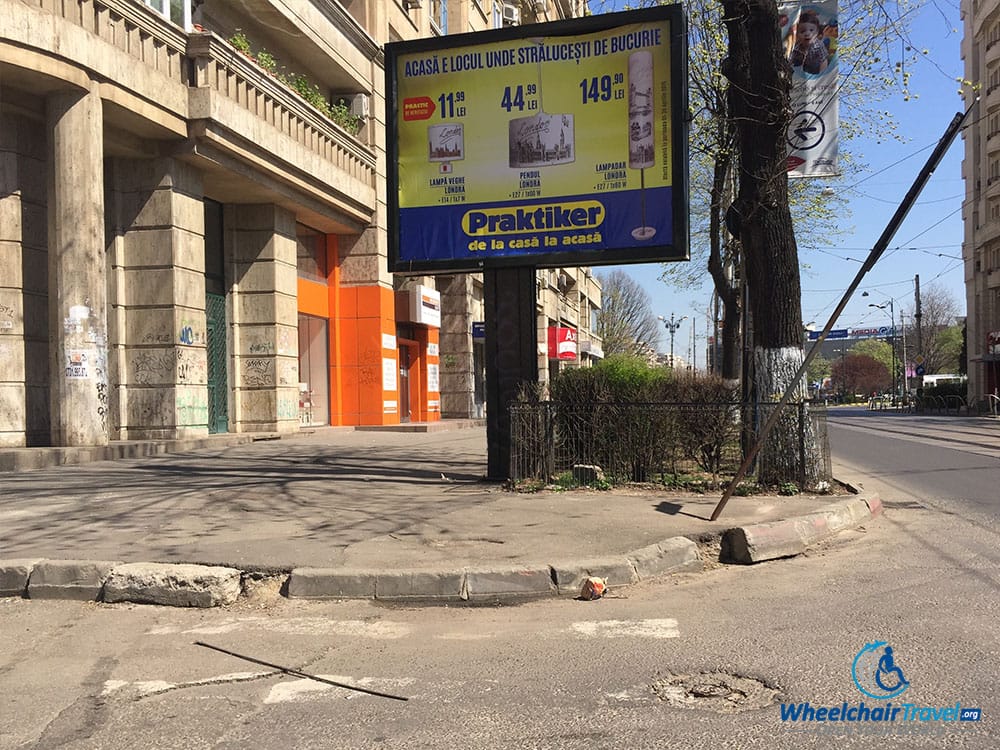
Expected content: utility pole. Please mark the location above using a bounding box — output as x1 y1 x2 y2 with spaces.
914 274 923 387
691 317 696 371
900 312 909 399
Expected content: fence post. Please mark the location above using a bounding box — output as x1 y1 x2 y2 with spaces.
544 402 555 480
798 401 806 489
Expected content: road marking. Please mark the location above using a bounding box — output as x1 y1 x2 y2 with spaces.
146 617 411 639
571 619 680 639
102 672 272 698
264 676 416 704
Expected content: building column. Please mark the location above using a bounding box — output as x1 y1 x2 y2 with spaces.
0 109 50 446
46 85 108 446
333 228 398 426
227 204 299 433
438 274 476 419
108 156 208 440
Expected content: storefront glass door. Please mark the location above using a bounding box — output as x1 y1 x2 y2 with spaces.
297 314 329 426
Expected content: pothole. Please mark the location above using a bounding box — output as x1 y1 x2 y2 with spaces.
651 672 778 713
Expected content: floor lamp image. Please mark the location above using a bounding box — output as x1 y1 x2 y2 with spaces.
629 50 656 241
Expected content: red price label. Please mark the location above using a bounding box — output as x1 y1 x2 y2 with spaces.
403 96 435 121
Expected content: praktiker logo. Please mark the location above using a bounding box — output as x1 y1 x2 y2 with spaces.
780 641 982 728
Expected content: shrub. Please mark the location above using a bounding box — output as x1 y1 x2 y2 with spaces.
226 32 364 135
542 362 739 484
229 30 251 54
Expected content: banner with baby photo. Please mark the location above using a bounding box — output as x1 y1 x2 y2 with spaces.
780 1 839 177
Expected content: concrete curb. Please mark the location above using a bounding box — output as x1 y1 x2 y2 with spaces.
0 435 268 473
0 421 486 473
0 501 880 607
720 495 882 565
0 534 702 608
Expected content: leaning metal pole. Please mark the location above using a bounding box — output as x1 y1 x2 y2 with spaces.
711 106 973 522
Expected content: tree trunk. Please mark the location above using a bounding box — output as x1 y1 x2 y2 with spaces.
707 146 741 385
722 0 821 487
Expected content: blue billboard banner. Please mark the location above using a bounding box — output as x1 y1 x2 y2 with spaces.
808 329 848 340
385 6 689 274
398 188 673 264
808 327 896 341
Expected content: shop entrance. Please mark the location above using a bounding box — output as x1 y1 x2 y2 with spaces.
206 292 228 434
398 345 412 422
297 314 330 426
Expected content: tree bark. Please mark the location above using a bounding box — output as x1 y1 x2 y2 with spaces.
706 149 741 384
722 0 820 487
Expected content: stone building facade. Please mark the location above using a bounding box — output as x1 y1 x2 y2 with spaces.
0 0 597 448
962 0 1000 403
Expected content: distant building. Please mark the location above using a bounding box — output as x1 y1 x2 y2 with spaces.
961 0 1000 403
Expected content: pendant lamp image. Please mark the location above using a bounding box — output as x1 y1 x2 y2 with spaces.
629 50 656 241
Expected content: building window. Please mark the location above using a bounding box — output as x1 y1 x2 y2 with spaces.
144 0 193 30
296 224 327 283
430 0 448 33
989 66 1000 94
204 200 225 296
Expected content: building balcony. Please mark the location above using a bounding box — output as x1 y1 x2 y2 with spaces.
186 31 377 230
2 0 377 231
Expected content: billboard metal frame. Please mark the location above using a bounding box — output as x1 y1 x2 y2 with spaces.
385 5 689 274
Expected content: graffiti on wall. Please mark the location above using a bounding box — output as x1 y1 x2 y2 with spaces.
249 341 275 355
132 350 176 385
243 358 274 387
277 393 299 420
177 349 207 384
279 359 298 386
176 391 209 426
277 327 295 357
178 320 205 346
0 302 14 332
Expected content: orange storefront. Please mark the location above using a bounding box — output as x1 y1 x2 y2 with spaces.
295 227 440 426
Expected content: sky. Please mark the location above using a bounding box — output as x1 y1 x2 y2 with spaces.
590 0 967 361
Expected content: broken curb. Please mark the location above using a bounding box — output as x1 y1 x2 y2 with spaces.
720 495 882 564
1 501 882 608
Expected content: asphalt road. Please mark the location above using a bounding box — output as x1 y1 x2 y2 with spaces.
828 406 1000 528
1 410 997 749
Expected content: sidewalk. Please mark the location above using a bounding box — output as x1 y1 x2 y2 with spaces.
0 425 880 605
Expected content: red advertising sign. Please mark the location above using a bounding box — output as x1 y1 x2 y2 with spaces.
402 96 436 121
548 326 578 360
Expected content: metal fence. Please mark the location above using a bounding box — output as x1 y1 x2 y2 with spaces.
510 401 831 487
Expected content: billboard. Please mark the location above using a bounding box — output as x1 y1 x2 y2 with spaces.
385 6 689 274
807 327 896 341
780 0 839 177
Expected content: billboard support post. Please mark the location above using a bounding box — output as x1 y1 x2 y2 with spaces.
485 267 538 480
384 8 690 478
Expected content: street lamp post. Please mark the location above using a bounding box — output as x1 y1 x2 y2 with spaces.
657 313 687 368
865 295 897 405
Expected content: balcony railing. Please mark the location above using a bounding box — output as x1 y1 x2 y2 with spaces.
19 0 192 90
20 0 376 203
187 32 376 187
